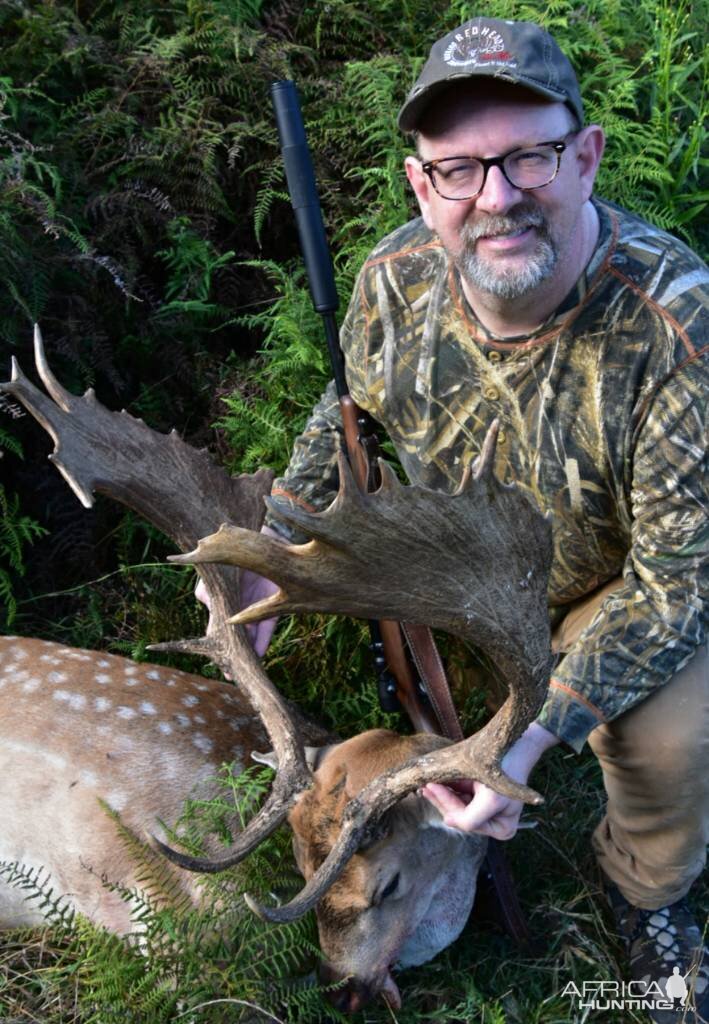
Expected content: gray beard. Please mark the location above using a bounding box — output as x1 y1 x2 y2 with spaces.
454 205 559 299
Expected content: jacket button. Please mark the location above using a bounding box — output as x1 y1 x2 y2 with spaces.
483 385 499 401
487 349 502 363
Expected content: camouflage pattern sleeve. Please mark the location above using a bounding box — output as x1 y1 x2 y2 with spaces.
538 354 708 752
263 379 343 542
264 268 373 542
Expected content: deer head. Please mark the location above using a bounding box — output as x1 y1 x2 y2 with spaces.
1 328 553 1010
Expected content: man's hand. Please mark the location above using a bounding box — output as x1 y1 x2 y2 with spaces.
194 524 284 660
422 778 524 839
421 721 559 839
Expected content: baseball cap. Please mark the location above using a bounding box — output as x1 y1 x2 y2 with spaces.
398 17 584 132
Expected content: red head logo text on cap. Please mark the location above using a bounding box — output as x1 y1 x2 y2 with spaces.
398 17 584 132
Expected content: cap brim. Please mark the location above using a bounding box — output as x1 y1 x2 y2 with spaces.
398 73 572 133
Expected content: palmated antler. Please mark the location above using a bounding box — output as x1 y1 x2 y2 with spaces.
169 423 555 920
0 327 321 863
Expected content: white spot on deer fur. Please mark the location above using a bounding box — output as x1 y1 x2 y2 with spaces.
193 683 209 692
139 701 157 715
175 714 190 728
3 662 19 675
80 769 98 787
13 669 29 682
94 697 111 712
146 670 161 680
97 659 111 668
13 646 28 660
215 709 225 719
192 734 213 754
125 677 140 687
194 714 206 725
107 791 128 812
22 677 41 693
116 706 136 720
182 695 199 707
39 654 62 665
124 665 138 675
53 690 87 710
48 671 68 684
158 722 173 735
96 673 111 685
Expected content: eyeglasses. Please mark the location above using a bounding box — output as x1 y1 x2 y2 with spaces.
421 135 577 201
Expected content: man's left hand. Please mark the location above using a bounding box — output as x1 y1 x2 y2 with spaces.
421 721 559 839
422 779 523 839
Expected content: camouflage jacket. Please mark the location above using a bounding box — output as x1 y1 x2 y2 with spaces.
267 198 708 752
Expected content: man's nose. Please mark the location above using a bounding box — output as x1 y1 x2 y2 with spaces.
474 164 523 215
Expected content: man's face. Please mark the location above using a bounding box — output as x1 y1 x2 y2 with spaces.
405 90 603 301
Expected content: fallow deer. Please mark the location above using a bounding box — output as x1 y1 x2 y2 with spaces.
0 329 553 1011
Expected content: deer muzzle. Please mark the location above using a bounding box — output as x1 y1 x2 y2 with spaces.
318 962 402 1013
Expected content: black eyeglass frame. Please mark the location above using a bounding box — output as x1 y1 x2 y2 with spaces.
421 134 578 201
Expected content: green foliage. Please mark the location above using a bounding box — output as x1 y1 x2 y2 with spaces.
0 428 47 625
217 260 330 471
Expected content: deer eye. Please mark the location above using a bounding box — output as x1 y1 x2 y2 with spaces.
379 873 400 901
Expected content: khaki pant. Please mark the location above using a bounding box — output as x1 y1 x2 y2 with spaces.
553 579 708 910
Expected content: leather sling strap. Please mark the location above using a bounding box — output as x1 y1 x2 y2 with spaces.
401 622 533 948
401 622 463 741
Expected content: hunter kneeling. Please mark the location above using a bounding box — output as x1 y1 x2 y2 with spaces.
201 15 708 1024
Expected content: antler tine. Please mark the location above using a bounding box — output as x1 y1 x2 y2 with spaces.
1 329 321 869
33 323 77 412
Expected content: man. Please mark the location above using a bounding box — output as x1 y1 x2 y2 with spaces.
203 17 708 1022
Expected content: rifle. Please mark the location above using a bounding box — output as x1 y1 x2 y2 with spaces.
270 79 440 733
268 80 534 948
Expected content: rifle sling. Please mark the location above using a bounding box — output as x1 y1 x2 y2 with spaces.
401 622 463 741
400 622 532 949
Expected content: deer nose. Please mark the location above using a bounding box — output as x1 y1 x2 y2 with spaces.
318 963 374 1013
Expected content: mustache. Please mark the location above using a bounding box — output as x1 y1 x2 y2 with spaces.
461 204 549 244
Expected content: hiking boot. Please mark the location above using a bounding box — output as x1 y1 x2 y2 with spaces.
606 883 708 1023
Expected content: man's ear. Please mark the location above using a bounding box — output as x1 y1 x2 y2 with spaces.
405 156 436 230
574 125 605 202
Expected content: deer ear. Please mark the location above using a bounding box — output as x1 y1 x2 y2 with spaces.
250 750 278 770
251 745 337 772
